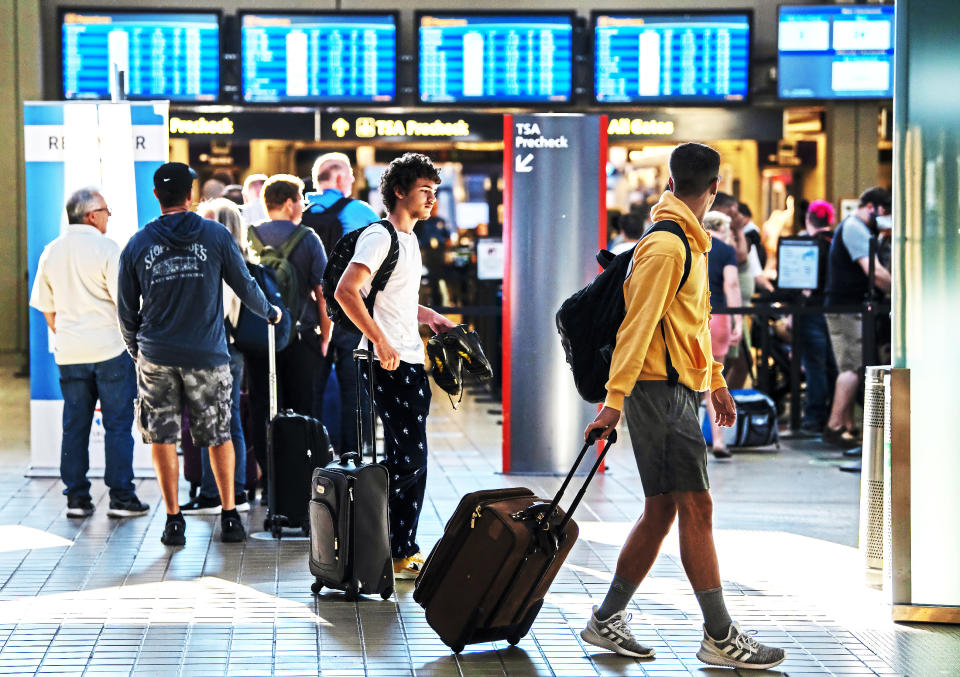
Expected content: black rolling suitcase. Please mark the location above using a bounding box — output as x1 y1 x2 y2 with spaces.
413 429 617 652
308 349 394 600
264 324 334 538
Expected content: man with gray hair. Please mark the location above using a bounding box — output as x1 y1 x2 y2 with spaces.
29 187 149 519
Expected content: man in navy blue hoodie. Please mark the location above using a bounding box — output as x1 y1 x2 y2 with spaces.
118 162 280 546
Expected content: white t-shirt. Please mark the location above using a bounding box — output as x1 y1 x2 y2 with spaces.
29 225 127 365
350 223 424 365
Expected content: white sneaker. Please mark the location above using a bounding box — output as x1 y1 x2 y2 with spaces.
580 605 655 658
697 622 786 669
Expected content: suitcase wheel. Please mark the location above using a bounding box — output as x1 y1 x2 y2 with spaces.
507 632 521 646
344 584 360 602
310 580 323 595
380 587 393 601
451 644 465 654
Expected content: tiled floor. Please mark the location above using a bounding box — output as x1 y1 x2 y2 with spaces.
0 359 957 676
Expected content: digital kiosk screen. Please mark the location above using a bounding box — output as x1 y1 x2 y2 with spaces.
594 13 750 103
777 238 821 290
242 13 397 103
418 14 574 104
61 10 220 101
778 5 894 99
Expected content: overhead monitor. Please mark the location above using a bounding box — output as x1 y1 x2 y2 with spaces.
778 4 894 99
593 12 751 104
777 237 821 290
417 13 574 104
241 12 397 103
61 10 220 101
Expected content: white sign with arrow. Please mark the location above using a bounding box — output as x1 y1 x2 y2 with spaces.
515 153 533 173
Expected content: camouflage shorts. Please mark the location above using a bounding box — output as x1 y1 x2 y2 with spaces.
134 358 232 447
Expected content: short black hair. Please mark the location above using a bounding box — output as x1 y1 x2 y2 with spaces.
619 212 647 240
156 182 192 209
737 201 752 218
669 143 721 197
262 174 304 211
712 192 738 210
859 186 891 211
379 153 441 213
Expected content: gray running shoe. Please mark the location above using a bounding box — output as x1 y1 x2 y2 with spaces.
697 622 785 669
580 605 655 658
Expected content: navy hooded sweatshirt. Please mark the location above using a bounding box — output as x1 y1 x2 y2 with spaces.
118 210 277 368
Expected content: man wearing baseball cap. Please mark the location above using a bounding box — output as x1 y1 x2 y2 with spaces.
117 162 281 546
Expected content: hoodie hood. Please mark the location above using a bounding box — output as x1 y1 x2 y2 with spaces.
145 211 205 248
650 191 712 255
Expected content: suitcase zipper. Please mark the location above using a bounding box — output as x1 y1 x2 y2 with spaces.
470 506 483 528
349 487 354 501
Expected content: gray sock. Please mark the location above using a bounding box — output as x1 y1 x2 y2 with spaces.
695 587 732 640
596 574 638 621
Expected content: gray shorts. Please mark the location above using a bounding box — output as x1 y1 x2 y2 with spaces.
826 313 862 373
623 381 709 497
134 358 232 447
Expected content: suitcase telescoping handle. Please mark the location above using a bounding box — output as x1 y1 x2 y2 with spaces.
542 428 618 534
353 348 377 463
267 322 278 420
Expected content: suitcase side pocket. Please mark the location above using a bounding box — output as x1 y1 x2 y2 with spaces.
309 500 339 568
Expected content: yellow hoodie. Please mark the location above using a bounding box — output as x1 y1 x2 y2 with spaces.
603 191 726 411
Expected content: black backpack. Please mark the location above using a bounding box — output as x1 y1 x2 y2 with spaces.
321 219 400 335
555 220 692 404
230 262 293 355
302 196 352 258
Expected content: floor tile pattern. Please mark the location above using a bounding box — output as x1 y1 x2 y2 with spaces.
0 376 955 676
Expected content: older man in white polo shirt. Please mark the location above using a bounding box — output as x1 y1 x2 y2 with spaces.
30 187 149 519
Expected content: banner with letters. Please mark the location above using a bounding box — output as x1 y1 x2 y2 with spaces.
24 101 168 477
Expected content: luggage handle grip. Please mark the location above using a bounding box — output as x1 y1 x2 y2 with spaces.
539 429 617 532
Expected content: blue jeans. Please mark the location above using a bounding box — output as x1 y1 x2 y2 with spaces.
796 312 838 429
58 351 137 501
199 344 246 499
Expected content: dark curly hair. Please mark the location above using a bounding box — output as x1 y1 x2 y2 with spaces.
379 153 441 213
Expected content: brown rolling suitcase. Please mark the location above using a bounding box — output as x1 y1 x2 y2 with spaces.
413 429 617 653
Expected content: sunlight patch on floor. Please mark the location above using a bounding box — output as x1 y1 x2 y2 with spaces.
0 524 74 552
0 576 331 626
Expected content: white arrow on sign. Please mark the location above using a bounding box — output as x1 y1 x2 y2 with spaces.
515 153 534 173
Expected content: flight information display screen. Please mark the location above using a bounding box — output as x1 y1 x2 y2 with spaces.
594 13 750 103
779 5 894 99
61 11 220 101
418 14 574 104
241 13 396 103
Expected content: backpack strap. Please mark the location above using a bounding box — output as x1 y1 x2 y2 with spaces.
247 225 265 255
643 220 692 387
320 196 352 218
278 225 311 260
364 220 401 316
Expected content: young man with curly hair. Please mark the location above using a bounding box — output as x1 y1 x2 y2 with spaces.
334 153 455 579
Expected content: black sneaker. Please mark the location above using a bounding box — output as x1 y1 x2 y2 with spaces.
179 495 221 515
697 622 785 669
221 514 246 543
712 446 732 460
161 518 186 546
822 425 857 448
107 496 150 518
66 496 94 518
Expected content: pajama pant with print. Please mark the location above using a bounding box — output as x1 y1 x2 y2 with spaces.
360 361 431 559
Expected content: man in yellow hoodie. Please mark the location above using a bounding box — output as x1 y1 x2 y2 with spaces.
580 143 786 670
